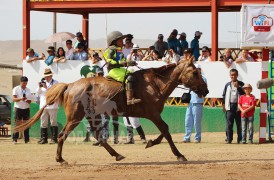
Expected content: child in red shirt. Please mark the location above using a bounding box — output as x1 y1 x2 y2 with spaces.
238 83 256 144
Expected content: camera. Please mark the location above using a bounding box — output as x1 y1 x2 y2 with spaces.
39 78 46 87
23 93 26 98
133 49 137 53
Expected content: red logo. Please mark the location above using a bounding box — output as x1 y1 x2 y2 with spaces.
252 14 273 32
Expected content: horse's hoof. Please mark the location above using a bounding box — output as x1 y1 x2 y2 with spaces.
177 156 188 162
116 154 125 161
145 140 153 149
60 161 69 166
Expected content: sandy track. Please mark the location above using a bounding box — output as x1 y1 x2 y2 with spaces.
1 132 274 180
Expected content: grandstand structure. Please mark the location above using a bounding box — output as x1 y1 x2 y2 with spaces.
23 0 273 60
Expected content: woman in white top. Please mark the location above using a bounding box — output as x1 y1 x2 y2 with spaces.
162 47 180 64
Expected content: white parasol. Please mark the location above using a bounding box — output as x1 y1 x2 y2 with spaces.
45 32 75 43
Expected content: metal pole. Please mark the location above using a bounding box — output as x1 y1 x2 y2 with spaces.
53 12 57 49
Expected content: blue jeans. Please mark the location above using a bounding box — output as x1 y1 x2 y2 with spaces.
241 116 254 142
184 103 203 142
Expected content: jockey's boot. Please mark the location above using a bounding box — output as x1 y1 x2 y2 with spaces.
38 128 48 144
126 77 141 105
124 126 134 144
126 89 141 105
50 126 58 144
83 127 91 142
136 126 147 144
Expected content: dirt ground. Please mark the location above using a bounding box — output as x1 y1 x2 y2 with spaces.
1 132 274 180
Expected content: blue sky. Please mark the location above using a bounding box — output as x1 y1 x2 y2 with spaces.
0 0 241 45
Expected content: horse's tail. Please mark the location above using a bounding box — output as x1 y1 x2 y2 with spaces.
46 83 68 106
13 83 68 132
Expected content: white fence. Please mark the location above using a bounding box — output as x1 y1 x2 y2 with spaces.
23 60 265 98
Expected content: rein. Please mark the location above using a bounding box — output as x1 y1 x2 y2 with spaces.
136 64 190 91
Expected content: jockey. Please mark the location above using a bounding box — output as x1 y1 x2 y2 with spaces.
103 31 141 105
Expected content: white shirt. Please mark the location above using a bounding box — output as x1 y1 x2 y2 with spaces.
122 47 132 58
65 48 74 60
36 79 59 109
12 85 31 109
126 53 143 61
162 53 180 64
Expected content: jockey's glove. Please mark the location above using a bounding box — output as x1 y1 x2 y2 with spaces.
127 61 137 66
119 61 127 66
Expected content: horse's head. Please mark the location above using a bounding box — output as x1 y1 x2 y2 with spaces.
177 57 209 97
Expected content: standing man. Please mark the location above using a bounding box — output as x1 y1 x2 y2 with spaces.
183 64 206 143
222 69 244 144
190 31 202 61
154 34 168 58
12 76 31 144
179 32 188 56
167 29 182 55
37 68 59 144
74 32 88 51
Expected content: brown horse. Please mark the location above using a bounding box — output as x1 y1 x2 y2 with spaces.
14 58 208 164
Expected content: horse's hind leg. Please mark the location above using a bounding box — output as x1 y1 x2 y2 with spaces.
56 102 85 164
90 117 125 161
145 134 164 149
151 116 187 161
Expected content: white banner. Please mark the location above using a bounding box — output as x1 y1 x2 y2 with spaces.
241 4 274 48
23 61 264 99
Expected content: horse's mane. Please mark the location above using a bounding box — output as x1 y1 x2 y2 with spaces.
135 63 177 76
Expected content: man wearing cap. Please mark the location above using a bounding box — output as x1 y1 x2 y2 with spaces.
198 46 212 62
42 46 55 66
183 64 207 143
103 31 141 105
167 29 182 55
90 51 102 65
12 76 31 144
122 34 134 58
179 32 188 56
65 40 74 60
36 68 59 144
26 48 43 63
182 48 192 61
74 32 87 51
127 44 143 61
72 43 89 60
154 34 168 58
191 31 202 61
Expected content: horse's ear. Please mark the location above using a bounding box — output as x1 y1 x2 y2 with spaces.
187 56 194 65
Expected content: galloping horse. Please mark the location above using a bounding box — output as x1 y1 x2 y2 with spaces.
15 58 208 164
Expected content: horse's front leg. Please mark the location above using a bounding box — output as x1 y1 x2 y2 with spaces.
150 115 187 161
56 103 85 165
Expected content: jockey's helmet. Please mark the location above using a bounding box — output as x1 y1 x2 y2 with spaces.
107 31 126 46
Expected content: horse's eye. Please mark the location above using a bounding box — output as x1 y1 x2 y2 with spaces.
193 71 198 75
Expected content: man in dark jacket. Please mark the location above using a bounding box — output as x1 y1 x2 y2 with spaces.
222 69 245 144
